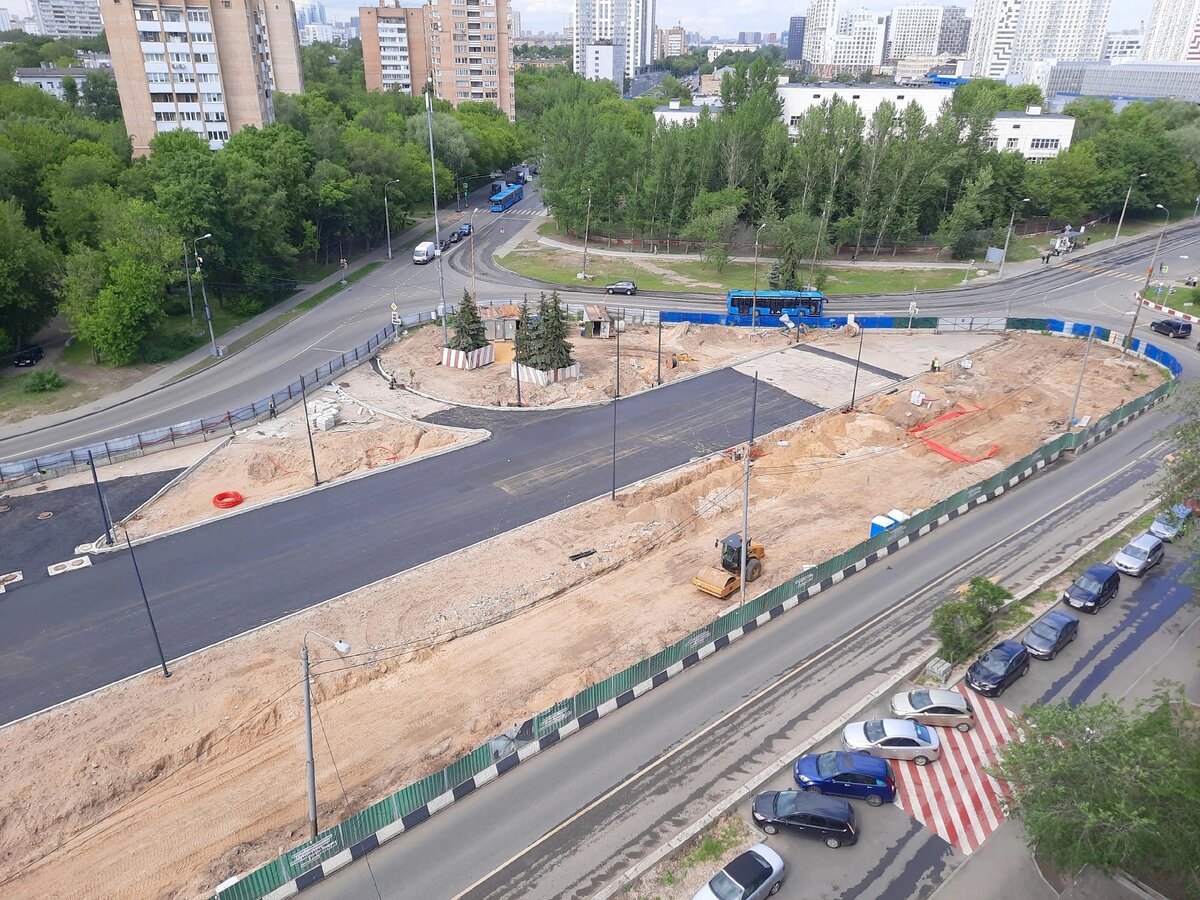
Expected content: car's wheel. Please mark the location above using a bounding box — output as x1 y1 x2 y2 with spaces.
865 793 884 807
825 836 842 849
1048 648 1058 660
914 755 930 766
606 288 613 294
955 721 972 733
769 883 782 896
803 784 823 794
626 288 633 295
762 823 778 835
1021 663 1030 677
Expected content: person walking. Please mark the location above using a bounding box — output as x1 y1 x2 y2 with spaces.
930 356 942 373
268 397 277 419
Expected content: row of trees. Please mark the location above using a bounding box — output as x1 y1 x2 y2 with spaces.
531 62 1200 284
0 39 528 363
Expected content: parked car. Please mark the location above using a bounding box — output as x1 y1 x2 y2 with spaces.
457 222 473 237
792 750 896 806
965 640 1031 697
1022 609 1080 660
606 280 638 295
692 843 785 900
449 230 462 243
841 718 941 766
1111 532 1165 577
1149 504 1193 542
1062 563 1120 613
439 238 453 252
1150 319 1191 338
751 791 858 848
12 345 44 367
889 689 975 732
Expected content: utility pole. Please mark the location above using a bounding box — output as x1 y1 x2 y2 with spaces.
300 378 320 485
751 223 766 332
848 322 865 410
384 178 400 260
997 198 1030 280
581 189 593 280
193 234 219 357
1114 172 1147 242
1124 204 1170 351
425 80 448 346
1068 325 1094 428
656 318 663 385
183 242 195 323
86 450 113 547
611 321 620 501
739 373 759 607
124 528 170 679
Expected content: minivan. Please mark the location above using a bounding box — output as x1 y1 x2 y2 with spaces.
1150 319 1191 338
412 241 438 265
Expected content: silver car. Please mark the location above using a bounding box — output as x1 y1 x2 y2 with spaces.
1149 504 1192 542
692 843 785 900
1111 532 1165 577
842 717 941 766
889 689 975 732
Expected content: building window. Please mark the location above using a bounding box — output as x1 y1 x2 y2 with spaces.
137 7 156 20
1005 137 1019 149
1030 138 1060 150
187 9 209 21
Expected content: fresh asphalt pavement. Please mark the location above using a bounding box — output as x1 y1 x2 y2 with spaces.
304 367 1174 900
0 367 821 723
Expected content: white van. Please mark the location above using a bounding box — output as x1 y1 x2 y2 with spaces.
413 241 438 265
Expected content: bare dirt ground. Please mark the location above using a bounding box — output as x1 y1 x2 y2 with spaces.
381 321 794 406
0 345 162 426
0 333 1159 900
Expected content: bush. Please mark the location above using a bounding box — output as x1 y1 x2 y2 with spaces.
223 294 264 317
932 576 1014 663
138 327 206 363
23 367 65 393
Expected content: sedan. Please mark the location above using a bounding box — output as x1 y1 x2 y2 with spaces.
449 230 462 243
792 750 896 806
751 791 857 848
889 688 975 732
606 280 637 295
12 345 43 367
1021 609 1079 660
1111 533 1165 577
1149 504 1192 542
966 640 1030 697
692 843 785 900
1062 563 1120 613
841 718 941 766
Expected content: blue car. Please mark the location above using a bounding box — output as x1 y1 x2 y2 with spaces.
1021 609 1079 660
793 750 896 807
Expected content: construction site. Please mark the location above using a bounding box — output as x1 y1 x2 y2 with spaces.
0 328 1161 899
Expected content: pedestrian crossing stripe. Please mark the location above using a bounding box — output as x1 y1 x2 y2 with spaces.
1058 262 1144 283
891 684 1018 855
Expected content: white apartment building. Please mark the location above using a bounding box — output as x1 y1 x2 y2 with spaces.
888 5 943 61
801 0 838 65
1143 0 1200 62
582 40 624 82
12 65 96 99
988 107 1074 159
1102 30 1142 60
706 43 759 60
300 22 334 44
966 0 1021 78
1006 0 1111 84
778 81 952 131
830 9 887 71
573 0 654 82
0 9 11 30
33 0 104 37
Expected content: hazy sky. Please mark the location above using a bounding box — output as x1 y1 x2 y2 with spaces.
0 0 1148 42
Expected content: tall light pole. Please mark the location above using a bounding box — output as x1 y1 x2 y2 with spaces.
751 222 766 332
193 233 219 357
469 207 480 299
1125 203 1170 350
425 79 448 347
182 240 196 323
1114 172 1147 242
997 197 1031 280
581 188 593 280
302 631 351 839
1193 195 1199 220
1068 325 1094 428
384 178 400 260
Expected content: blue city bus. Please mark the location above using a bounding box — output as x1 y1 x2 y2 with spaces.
490 184 524 212
726 289 825 318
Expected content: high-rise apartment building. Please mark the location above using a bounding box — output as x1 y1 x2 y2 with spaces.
786 15 805 62
655 23 685 58
1102 30 1141 60
969 0 1111 82
573 0 655 82
360 0 515 118
510 9 520 39
104 0 303 153
887 5 943 61
801 0 837 65
296 1 325 27
937 5 969 55
33 0 104 37
1143 0 1200 61
830 8 887 71
966 0 1021 78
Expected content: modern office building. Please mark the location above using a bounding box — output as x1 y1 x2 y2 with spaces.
830 8 888 71
966 0 1020 78
801 0 837 65
32 0 104 38
787 15 806 62
1033 60 1200 109
573 0 655 82
937 5 970 55
360 0 515 119
103 0 304 153
0 8 12 30
888 5 943 61
1143 0 1200 62
1102 30 1141 60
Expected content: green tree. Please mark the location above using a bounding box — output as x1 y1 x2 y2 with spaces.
527 291 572 371
449 288 487 352
994 686 1200 894
514 295 535 365
80 72 121 122
936 166 994 259
60 74 79 107
0 198 58 345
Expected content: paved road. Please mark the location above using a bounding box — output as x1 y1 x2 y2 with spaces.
303 373 1173 900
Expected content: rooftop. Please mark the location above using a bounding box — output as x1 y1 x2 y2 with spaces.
14 66 92 78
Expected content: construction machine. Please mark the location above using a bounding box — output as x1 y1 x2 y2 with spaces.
691 533 766 599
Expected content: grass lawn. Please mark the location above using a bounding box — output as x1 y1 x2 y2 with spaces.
1008 214 1180 263
498 245 975 296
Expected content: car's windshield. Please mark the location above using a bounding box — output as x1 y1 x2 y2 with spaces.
864 720 885 741
910 690 931 708
816 751 838 778
1031 621 1059 641
707 871 741 900
1075 574 1102 593
977 653 1008 676
1123 544 1149 561
775 793 798 816
913 722 931 743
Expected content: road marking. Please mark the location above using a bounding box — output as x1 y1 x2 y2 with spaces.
449 435 1169 898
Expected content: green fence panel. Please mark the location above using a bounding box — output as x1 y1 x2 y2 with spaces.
1005 317 1050 331
535 698 576 738
217 860 286 900
442 744 493 789
911 317 940 330
648 640 688 676
391 768 449 817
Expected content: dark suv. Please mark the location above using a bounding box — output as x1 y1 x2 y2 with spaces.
1150 319 1191 338
751 791 858 848
1062 563 1119 613
966 640 1031 697
12 345 44 367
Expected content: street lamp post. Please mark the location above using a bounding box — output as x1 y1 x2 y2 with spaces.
1114 173 1148 242
581 188 593 280
1125 203 1170 351
193 233 219 357
997 198 1031 280
384 178 400 260
182 241 196 323
1194 195 1200 220
424 79 448 347
469 207 480 299
302 631 351 839
751 223 766 333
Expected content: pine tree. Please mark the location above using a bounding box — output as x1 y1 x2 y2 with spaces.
528 292 554 371
542 290 574 369
449 289 488 352
515 295 536 366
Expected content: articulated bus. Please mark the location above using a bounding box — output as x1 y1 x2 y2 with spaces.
726 289 826 319
489 184 524 212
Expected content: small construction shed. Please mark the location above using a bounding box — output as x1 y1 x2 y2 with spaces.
481 304 522 341
582 304 611 338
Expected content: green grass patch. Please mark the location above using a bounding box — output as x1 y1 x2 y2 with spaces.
60 338 94 365
537 219 563 236
0 370 75 417
680 817 751 869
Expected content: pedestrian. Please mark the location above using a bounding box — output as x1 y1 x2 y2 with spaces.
268 397 277 419
389 372 397 390
930 356 942 373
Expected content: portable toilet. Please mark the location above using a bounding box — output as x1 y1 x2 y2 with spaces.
887 509 910 526
870 515 897 537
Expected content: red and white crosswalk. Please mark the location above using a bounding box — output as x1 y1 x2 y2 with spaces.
892 685 1019 855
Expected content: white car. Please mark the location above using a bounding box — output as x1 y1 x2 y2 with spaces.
841 717 941 766
692 843 785 900
1111 532 1164 577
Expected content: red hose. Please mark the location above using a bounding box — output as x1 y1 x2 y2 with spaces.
212 491 244 509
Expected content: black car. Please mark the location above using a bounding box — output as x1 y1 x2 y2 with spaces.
449 230 462 243
1150 319 1191 338
440 238 452 252
751 791 858 848
12 345 44 367
965 640 1031 697
1062 563 1120 613
1022 610 1079 660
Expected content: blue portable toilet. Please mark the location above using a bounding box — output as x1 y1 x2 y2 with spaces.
870 515 897 537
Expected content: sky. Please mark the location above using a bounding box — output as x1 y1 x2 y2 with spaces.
0 0 1146 41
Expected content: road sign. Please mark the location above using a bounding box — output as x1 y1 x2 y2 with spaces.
390 302 398 311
